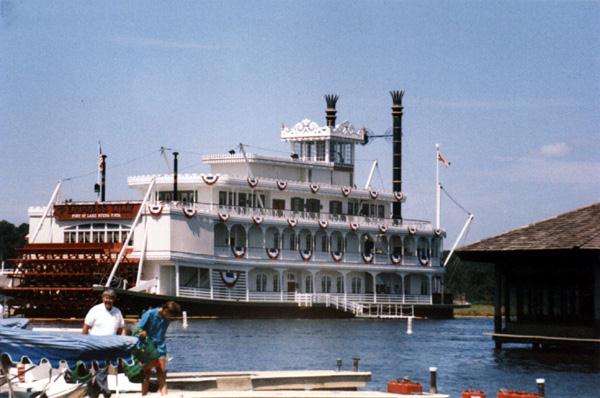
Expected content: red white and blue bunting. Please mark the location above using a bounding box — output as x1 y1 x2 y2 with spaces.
252 215 264 225
218 211 230 222
231 246 246 258
287 218 298 228
219 271 240 288
408 226 417 235
362 252 374 264
299 249 312 261
434 229 442 237
378 224 388 234
341 186 352 197
393 191 405 202
309 183 320 194
349 222 360 232
202 174 219 185
369 189 379 200
331 251 343 263
182 207 196 219
318 220 328 229
390 253 402 265
419 255 430 267
247 176 259 188
266 247 280 260
276 180 288 191
148 204 163 217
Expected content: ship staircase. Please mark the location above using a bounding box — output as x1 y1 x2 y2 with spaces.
1 243 138 318
295 293 414 319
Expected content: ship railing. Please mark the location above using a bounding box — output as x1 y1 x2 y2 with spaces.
212 245 436 267
177 287 433 306
204 204 431 229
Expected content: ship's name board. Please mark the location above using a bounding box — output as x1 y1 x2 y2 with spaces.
53 203 141 220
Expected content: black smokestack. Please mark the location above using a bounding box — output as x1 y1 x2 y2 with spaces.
173 152 179 202
391 90 404 220
100 154 107 202
325 94 339 127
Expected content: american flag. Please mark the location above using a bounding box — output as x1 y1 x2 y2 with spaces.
438 152 450 167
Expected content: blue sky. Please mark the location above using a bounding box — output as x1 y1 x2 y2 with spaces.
1 1 598 245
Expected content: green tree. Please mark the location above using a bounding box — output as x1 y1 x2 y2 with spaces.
0 221 29 264
444 255 494 304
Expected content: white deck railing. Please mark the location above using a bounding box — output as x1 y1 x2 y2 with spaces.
177 287 432 306
212 245 434 267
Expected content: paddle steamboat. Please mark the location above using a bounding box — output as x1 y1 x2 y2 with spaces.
3 92 454 318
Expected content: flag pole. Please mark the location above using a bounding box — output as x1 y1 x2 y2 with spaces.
435 144 441 230
97 141 102 201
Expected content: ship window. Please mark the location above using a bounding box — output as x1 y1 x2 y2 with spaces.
336 276 344 293
256 273 267 292
352 277 362 294
291 197 304 212
360 204 369 216
64 231 76 244
320 235 327 252
219 192 227 206
305 275 313 293
329 201 343 215
92 231 104 243
306 199 320 214
305 142 313 160
79 231 90 243
330 142 353 165
321 275 332 293
421 278 428 295
273 275 280 292
378 205 385 219
347 201 359 216
238 193 248 207
316 142 326 161
292 142 302 158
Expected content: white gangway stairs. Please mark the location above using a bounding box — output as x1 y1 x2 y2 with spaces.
356 303 414 319
295 294 415 319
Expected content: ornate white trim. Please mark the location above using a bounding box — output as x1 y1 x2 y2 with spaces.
281 119 364 142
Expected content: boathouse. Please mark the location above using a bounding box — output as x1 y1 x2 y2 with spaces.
456 202 600 349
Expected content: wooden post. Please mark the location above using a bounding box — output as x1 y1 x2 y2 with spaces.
494 264 503 349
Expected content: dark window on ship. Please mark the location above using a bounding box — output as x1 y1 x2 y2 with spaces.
321 275 332 293
347 201 359 216
305 275 313 293
360 204 369 217
316 141 326 161
256 273 267 292
291 197 304 212
219 192 227 206
305 142 313 160
329 141 353 165
273 275 280 292
320 235 327 252
352 277 362 294
158 190 194 203
238 193 247 207
336 276 344 293
272 199 285 214
305 234 312 250
306 199 320 214
329 200 343 215
378 205 385 219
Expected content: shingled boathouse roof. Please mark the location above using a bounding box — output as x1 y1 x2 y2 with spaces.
459 202 600 254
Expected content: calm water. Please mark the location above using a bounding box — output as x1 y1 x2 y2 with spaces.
163 318 599 397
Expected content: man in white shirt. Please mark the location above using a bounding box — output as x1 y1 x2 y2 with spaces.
82 289 126 336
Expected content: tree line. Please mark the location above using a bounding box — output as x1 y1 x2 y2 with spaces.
0 221 29 264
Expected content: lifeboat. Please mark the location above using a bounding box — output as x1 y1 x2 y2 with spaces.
387 378 422 394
